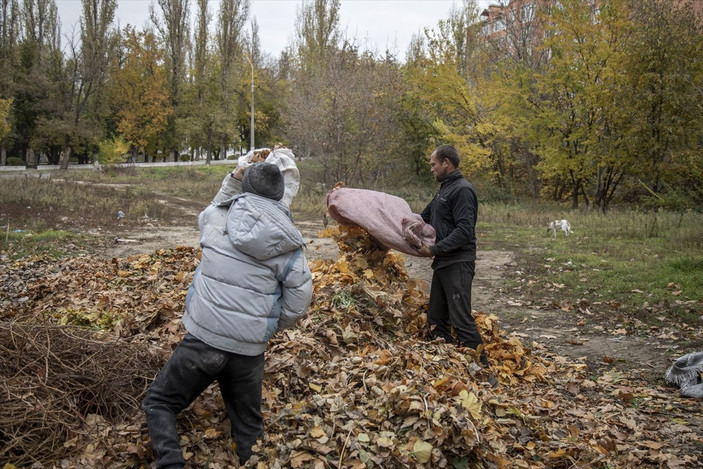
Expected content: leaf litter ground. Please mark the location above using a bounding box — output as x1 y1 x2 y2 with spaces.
0 226 701 468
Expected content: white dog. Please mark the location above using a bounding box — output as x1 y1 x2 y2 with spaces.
548 219 571 237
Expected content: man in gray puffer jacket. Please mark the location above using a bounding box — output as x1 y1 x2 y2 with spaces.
142 163 313 468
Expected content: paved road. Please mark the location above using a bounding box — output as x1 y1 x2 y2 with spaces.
0 159 238 177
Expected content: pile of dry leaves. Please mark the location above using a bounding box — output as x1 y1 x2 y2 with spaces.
0 228 701 468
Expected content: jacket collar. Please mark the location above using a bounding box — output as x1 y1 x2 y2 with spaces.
441 169 463 186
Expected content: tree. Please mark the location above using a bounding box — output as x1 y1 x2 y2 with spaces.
288 42 406 187
187 0 217 162
58 0 118 169
409 13 492 178
618 0 703 207
235 19 287 150
288 0 408 187
295 0 340 70
152 0 190 160
0 0 20 165
526 0 624 209
110 27 172 159
214 0 249 155
0 98 12 141
14 0 62 168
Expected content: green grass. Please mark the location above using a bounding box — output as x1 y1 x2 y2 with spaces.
0 229 103 260
478 205 703 325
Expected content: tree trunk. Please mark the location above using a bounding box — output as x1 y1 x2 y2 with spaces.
206 125 212 165
60 144 72 170
1 144 6 166
26 148 37 169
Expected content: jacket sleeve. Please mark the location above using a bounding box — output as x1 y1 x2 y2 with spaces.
420 198 433 224
431 185 476 256
211 172 243 205
277 248 313 331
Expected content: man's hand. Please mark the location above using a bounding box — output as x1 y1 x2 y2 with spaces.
231 162 251 181
417 244 433 257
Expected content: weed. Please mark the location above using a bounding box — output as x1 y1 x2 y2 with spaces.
331 289 357 311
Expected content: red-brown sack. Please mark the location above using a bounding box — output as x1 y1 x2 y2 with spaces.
327 187 435 256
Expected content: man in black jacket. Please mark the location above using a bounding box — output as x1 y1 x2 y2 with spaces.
416 145 494 381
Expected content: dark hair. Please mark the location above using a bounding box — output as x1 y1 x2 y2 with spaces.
434 144 460 168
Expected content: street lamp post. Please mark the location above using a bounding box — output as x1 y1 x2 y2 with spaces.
245 54 255 151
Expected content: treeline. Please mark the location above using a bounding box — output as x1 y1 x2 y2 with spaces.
0 0 701 210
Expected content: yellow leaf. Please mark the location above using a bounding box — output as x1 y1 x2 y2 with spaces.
459 390 482 420
433 377 449 388
412 440 433 463
376 436 394 447
336 259 350 273
309 382 322 392
549 449 569 459
363 269 374 278
310 426 326 438
204 427 219 439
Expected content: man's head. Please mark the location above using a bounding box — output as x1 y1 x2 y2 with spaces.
242 162 285 201
429 144 460 182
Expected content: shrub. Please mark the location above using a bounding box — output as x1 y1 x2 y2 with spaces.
97 138 129 166
6 157 24 166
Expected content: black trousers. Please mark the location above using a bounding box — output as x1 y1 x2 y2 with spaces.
427 261 487 364
141 334 265 467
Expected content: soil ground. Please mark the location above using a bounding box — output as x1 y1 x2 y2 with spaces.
101 213 677 377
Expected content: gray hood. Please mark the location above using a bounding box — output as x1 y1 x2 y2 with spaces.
227 193 305 261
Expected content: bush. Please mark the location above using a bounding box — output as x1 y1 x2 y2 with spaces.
97 138 129 166
179 154 191 162
6 157 24 166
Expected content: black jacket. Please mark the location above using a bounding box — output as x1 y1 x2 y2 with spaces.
420 170 477 269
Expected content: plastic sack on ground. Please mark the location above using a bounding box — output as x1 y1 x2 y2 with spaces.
239 147 300 207
326 187 435 256
665 351 703 398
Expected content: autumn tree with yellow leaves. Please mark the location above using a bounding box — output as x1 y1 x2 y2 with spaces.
109 27 173 160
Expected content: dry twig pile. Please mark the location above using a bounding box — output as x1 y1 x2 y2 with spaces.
0 322 161 466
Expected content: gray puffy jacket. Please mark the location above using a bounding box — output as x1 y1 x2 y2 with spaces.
182 188 312 356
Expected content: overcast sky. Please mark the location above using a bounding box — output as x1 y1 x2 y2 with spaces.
55 0 491 58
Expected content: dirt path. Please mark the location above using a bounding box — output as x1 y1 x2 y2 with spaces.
103 217 676 376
